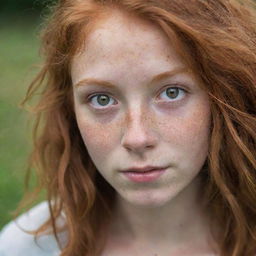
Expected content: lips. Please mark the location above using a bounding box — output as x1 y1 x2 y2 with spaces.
120 165 167 173
122 168 166 183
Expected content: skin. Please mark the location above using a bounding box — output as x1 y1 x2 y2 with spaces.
71 11 217 256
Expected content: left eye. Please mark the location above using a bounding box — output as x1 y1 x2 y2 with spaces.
158 87 186 101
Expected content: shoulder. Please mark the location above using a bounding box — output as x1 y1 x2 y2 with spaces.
0 201 66 256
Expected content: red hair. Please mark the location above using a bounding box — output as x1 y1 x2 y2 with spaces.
20 0 256 255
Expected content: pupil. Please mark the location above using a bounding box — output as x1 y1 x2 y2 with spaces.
97 95 110 106
167 88 179 98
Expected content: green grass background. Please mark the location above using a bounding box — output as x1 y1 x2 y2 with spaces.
0 16 42 229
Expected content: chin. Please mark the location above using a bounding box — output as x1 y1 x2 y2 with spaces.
118 189 178 209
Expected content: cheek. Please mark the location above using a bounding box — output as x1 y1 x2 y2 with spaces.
76 115 120 159
160 101 211 160
180 110 210 145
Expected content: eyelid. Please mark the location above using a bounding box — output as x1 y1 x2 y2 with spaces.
157 83 189 94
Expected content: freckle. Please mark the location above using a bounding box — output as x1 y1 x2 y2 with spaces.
166 54 171 60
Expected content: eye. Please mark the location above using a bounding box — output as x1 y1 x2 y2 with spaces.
158 87 186 101
88 94 116 109
87 86 187 109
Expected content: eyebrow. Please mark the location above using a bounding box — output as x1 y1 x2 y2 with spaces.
74 66 189 88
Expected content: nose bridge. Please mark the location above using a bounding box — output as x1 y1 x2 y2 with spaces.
121 102 157 153
126 99 154 131
126 102 147 127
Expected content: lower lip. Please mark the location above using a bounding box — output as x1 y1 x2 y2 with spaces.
122 168 166 183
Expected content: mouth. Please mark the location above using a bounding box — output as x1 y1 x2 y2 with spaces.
121 165 168 173
120 167 167 183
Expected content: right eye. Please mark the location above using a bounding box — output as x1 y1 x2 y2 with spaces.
88 93 117 109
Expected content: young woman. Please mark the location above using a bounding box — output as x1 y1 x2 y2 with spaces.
0 0 256 255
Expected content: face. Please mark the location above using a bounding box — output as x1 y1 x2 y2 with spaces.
71 12 211 208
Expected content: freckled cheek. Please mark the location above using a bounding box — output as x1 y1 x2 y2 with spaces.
158 108 211 147
76 118 121 156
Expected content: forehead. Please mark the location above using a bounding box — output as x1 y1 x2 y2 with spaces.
73 12 183 63
85 12 168 51
70 10 190 88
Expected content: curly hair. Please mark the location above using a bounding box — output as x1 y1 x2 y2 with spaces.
20 0 256 255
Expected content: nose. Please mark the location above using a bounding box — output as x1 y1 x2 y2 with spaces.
121 106 158 155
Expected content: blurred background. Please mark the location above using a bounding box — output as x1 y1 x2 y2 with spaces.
0 0 53 229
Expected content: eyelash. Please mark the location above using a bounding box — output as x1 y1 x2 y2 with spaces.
86 85 188 110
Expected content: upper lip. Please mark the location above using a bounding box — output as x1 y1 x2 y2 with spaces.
120 165 167 173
